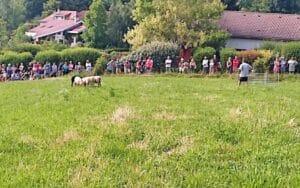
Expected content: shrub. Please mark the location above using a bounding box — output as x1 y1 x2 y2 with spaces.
220 48 237 65
93 56 107 76
0 51 33 65
128 42 180 72
193 47 216 69
9 43 42 56
40 41 68 51
253 58 268 73
237 50 262 64
61 47 101 64
202 31 230 51
35 50 61 64
281 42 300 61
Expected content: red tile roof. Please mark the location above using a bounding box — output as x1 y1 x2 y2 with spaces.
219 11 300 41
27 10 86 39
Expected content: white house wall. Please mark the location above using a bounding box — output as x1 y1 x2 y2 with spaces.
226 38 264 50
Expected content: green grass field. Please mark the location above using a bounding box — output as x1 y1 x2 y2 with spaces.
0 76 299 187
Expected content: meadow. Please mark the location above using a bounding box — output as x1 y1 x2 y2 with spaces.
0 75 299 187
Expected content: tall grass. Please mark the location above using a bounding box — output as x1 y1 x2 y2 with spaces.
0 76 299 187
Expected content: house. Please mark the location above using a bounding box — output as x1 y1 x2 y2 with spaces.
26 10 86 46
219 11 300 50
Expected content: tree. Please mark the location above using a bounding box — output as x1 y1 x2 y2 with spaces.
222 0 239 10
60 0 92 11
25 0 46 19
42 0 60 16
106 0 135 48
0 18 8 48
125 0 225 49
83 0 108 48
0 0 26 31
133 0 154 22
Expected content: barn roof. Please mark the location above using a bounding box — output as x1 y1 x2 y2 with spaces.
219 11 300 41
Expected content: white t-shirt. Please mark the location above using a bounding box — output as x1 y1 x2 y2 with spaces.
288 60 298 72
202 59 209 68
165 59 172 68
239 62 252 77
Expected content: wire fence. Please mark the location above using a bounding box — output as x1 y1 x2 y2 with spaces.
248 73 280 85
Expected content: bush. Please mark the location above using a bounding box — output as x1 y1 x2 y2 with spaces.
237 50 262 64
193 47 216 69
281 42 300 61
128 42 180 72
9 43 42 56
220 48 237 65
35 50 61 64
61 47 101 65
93 56 107 76
0 51 33 65
253 58 268 73
40 41 68 51
202 31 230 51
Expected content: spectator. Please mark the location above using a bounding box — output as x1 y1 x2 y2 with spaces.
288 57 298 74
75 62 83 73
51 63 58 77
62 62 69 75
179 58 184 74
273 57 280 73
124 59 131 74
209 58 214 75
232 56 240 73
145 57 154 73
68 61 74 72
86 60 92 73
106 60 114 74
44 62 51 77
116 59 123 74
183 60 190 73
58 62 64 76
202 56 209 74
6 64 13 80
280 57 287 73
165 56 172 73
136 59 142 74
238 59 252 86
226 57 232 74
190 58 197 73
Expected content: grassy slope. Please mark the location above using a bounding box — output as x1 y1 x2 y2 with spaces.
0 76 299 187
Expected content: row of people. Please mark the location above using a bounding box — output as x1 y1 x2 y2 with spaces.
0 60 93 82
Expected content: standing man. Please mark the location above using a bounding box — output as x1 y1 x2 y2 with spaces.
165 56 172 73
238 59 252 86
288 57 298 74
202 56 209 74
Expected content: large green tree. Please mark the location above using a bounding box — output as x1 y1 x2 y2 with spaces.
0 0 26 31
0 18 8 48
25 0 46 19
106 0 135 48
125 0 225 49
83 0 108 48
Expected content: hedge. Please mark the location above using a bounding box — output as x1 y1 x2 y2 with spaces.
237 50 263 64
281 42 300 61
128 42 180 71
0 51 33 65
35 50 61 64
193 47 216 69
61 47 101 64
220 48 237 65
9 43 42 56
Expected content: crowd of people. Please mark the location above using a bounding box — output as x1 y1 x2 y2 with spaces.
0 60 93 82
105 55 299 75
0 55 299 82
